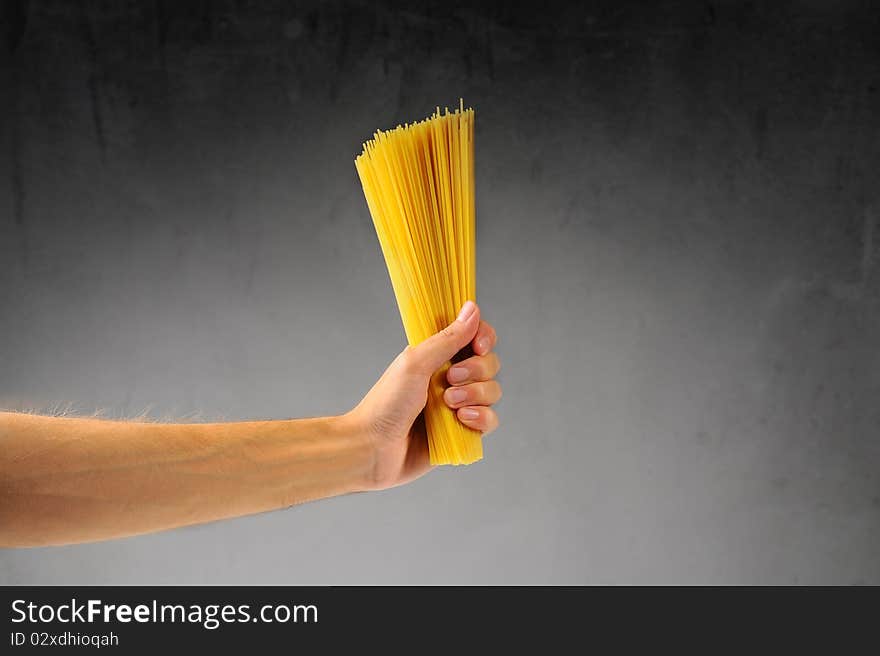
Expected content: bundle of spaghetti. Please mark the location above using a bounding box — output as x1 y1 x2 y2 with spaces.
355 102 480 465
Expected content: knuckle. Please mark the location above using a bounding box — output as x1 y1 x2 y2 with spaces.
468 358 487 380
472 359 487 379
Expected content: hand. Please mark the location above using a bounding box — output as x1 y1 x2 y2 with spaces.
347 301 501 490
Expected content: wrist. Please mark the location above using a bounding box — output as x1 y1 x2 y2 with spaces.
330 411 379 494
253 414 376 509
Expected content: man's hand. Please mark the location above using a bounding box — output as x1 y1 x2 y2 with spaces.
347 301 502 490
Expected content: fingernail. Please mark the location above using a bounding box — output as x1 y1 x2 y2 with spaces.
456 300 476 323
459 408 480 421
476 336 491 354
448 366 468 383
447 388 467 404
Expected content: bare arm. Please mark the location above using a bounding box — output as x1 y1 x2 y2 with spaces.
0 302 501 547
0 412 371 546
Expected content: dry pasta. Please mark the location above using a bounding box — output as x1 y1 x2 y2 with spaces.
355 101 480 465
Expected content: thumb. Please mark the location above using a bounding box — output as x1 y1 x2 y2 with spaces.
409 301 480 374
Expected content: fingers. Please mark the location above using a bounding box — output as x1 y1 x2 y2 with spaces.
471 320 497 356
443 380 502 408
403 302 501 437
447 352 500 385
444 332 502 434
406 301 480 375
456 406 499 434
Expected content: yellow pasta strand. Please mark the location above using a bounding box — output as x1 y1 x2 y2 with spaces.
355 103 481 465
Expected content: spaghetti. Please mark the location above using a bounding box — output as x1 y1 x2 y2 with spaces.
355 102 480 465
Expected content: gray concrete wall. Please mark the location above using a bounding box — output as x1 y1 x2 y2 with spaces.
1 0 878 583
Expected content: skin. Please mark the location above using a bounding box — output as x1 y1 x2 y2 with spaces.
0 301 500 547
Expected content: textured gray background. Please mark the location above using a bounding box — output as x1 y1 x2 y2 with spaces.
1 0 879 584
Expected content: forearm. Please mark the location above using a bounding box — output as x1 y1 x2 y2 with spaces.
0 412 373 547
